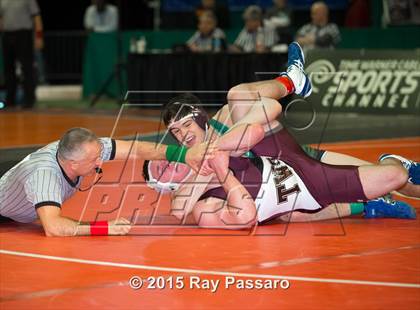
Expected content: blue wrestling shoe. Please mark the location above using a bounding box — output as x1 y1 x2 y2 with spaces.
364 196 416 219
379 154 420 185
285 42 312 98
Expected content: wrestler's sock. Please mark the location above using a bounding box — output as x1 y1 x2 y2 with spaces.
275 75 294 95
350 202 365 215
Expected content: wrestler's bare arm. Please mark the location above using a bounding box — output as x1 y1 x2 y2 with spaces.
170 173 214 220
194 152 257 229
192 196 255 230
214 123 265 157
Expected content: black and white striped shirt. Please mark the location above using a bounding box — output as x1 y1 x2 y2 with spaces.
0 138 115 223
233 26 278 53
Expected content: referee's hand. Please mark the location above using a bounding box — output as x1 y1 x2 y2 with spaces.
108 218 131 235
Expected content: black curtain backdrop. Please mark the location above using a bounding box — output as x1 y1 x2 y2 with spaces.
37 0 153 31
126 53 288 104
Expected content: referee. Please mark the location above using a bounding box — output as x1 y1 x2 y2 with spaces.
0 127 215 236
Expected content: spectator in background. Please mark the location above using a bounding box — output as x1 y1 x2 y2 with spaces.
187 11 226 53
195 0 230 29
345 0 371 27
295 1 340 51
230 5 277 53
264 0 292 36
0 0 43 109
264 0 293 44
84 0 118 33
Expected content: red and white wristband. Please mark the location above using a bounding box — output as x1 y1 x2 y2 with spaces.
90 221 109 236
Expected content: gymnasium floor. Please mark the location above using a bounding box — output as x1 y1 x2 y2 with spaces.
0 108 419 309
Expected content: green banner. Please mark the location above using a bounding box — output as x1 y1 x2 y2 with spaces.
305 50 420 114
82 32 122 99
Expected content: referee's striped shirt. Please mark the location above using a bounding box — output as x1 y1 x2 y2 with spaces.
233 25 278 53
0 138 115 223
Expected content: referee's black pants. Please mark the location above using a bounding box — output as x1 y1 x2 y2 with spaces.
2 30 35 108
0 215 13 223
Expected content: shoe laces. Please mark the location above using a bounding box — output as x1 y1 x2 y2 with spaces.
408 161 419 169
291 59 304 72
287 60 304 72
376 195 396 206
401 160 412 171
397 158 414 171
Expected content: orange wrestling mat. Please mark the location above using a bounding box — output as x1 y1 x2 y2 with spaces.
1 137 419 309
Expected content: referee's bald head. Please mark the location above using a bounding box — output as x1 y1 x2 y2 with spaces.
57 127 99 161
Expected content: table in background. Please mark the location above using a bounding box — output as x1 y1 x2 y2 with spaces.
126 52 287 104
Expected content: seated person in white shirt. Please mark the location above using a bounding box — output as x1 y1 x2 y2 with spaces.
187 11 226 53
